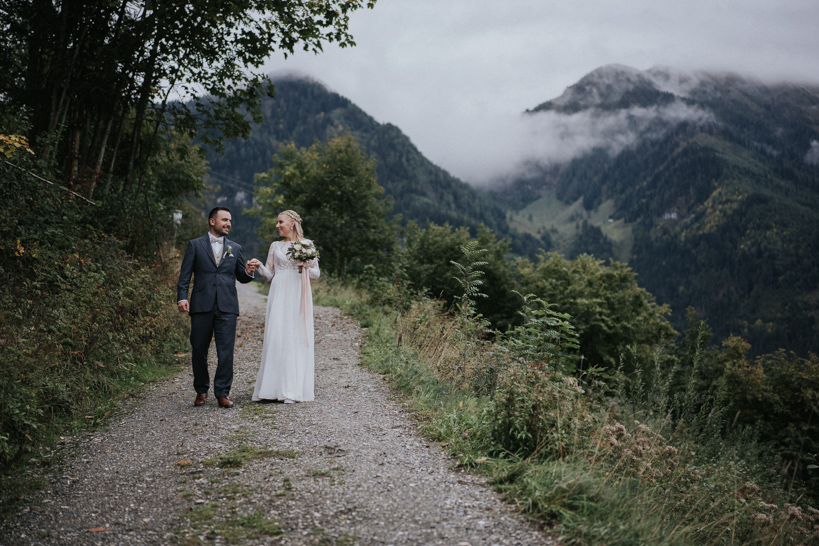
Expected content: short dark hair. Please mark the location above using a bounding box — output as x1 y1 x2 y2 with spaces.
209 207 231 220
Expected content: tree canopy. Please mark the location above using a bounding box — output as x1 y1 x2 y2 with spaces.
252 135 397 276
0 0 376 194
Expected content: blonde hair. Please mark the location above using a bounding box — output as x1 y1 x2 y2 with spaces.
281 209 304 240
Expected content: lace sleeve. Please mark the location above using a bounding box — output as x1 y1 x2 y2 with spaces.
256 243 276 281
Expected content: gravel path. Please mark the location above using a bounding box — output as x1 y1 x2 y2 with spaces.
2 283 554 545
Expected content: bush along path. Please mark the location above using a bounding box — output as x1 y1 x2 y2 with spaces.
2 282 552 545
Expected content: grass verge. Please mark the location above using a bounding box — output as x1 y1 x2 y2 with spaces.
313 278 819 545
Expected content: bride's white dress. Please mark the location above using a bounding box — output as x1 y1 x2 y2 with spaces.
252 240 320 402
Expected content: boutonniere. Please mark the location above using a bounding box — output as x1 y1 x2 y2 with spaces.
225 245 233 258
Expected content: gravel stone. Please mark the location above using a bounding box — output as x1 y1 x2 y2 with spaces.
2 282 556 545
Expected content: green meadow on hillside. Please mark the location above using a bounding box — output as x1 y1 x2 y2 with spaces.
509 194 634 261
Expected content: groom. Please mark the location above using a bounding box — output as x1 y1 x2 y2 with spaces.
177 207 256 408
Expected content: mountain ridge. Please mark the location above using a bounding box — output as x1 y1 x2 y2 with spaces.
204 65 819 356
204 76 528 255
504 65 819 356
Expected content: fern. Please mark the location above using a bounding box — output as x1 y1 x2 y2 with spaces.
501 291 580 374
450 240 488 316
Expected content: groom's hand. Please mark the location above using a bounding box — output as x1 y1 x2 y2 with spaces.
178 300 189 312
246 258 261 275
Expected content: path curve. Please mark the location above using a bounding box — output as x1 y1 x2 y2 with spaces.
2 282 553 545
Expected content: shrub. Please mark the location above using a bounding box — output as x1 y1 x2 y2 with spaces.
516 252 677 370
252 135 397 276
396 298 503 394
401 222 520 330
491 363 593 458
499 293 580 374
0 155 186 472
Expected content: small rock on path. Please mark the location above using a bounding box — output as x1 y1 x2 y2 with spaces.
2 282 554 545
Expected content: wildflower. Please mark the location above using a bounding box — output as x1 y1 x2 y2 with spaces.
751 513 773 524
760 502 778 511
785 504 804 520
663 446 678 457
807 506 819 516
742 482 761 495
636 423 652 434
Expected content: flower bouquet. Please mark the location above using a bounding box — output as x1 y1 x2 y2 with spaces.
286 239 319 272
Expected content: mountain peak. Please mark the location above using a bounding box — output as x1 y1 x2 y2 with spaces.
528 65 708 114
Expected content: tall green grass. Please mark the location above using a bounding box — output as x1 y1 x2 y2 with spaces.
313 278 819 544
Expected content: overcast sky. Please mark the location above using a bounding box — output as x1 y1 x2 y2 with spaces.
262 0 819 185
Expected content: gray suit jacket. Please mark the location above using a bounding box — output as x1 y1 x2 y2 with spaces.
177 235 254 315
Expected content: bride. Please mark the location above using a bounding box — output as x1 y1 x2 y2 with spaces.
248 210 319 403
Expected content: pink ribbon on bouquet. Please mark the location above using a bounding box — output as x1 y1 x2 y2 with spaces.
299 263 311 347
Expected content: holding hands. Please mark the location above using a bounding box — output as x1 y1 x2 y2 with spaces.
246 258 261 276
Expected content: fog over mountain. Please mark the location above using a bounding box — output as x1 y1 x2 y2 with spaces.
467 66 765 186
262 0 819 189
520 101 711 167
492 64 819 356
806 141 819 166
204 64 819 356
428 64 819 186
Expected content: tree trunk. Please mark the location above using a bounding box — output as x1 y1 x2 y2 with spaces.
87 115 114 199
102 117 126 199
124 36 159 190
68 121 81 185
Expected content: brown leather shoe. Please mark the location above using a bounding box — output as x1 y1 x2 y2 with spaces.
217 396 234 408
194 393 207 406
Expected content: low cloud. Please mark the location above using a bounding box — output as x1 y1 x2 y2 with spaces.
458 99 714 187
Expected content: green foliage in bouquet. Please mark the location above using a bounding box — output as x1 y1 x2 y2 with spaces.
286 239 320 262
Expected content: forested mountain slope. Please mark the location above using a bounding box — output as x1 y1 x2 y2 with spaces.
498 65 819 356
204 77 519 254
